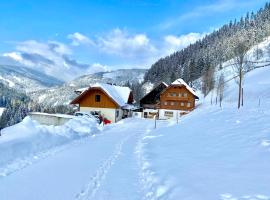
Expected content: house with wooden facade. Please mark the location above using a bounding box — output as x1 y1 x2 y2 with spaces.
140 82 168 109
139 82 168 118
159 78 199 119
70 83 134 123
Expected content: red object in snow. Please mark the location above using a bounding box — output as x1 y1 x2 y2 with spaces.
103 118 111 125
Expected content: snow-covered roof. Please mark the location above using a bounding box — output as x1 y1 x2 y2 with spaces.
71 83 132 107
171 78 198 97
75 87 88 93
91 83 131 107
161 82 169 87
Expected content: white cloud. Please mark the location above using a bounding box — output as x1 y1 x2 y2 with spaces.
3 30 206 81
3 52 23 62
87 63 109 74
69 29 157 58
163 32 205 54
3 40 102 81
68 32 94 46
98 29 156 57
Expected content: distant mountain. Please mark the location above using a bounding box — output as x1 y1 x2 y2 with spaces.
0 65 63 92
68 69 146 87
29 68 147 106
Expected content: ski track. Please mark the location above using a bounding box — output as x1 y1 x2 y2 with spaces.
75 135 130 200
0 136 94 178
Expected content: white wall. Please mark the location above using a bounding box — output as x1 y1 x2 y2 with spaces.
80 107 121 123
132 112 142 118
28 113 73 126
159 109 183 120
115 109 123 122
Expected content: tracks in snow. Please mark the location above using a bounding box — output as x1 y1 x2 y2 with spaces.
0 137 91 178
136 128 169 200
75 135 130 200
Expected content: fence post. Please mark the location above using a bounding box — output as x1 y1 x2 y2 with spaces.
241 87 244 107
154 115 157 129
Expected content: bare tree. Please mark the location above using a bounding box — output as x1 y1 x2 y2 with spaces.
217 73 225 107
233 38 250 109
202 65 215 98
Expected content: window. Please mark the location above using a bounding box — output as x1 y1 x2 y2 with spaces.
144 112 148 118
164 102 168 105
180 102 185 106
187 102 191 107
164 111 174 117
184 93 188 97
116 110 119 117
172 93 177 97
170 102 175 106
95 94 101 102
179 93 182 97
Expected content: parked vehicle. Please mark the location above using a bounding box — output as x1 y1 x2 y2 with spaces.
74 112 101 124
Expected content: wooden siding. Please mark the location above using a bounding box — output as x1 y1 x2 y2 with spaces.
160 85 195 111
79 89 118 109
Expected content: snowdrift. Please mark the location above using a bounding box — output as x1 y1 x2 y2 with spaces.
0 116 100 171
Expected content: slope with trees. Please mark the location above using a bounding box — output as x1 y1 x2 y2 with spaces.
144 3 270 88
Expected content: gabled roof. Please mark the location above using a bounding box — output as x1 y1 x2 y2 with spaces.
93 83 131 107
71 83 132 107
140 82 168 104
169 78 199 99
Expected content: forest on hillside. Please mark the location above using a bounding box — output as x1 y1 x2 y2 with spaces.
0 83 74 129
144 2 270 86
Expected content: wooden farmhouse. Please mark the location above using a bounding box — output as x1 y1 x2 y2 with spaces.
70 83 134 123
159 78 199 119
139 78 199 120
140 82 168 109
160 78 199 110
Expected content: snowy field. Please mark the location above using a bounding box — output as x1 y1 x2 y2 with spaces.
0 66 270 200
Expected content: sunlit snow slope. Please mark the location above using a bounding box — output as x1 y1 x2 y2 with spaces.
0 66 269 200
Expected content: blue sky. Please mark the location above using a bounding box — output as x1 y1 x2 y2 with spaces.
0 0 268 80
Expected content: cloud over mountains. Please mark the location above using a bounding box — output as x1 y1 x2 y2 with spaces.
3 29 205 81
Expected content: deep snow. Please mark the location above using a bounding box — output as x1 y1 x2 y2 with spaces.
0 116 100 177
0 66 270 200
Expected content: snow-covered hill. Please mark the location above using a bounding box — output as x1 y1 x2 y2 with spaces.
29 68 147 106
0 64 270 199
0 65 63 92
